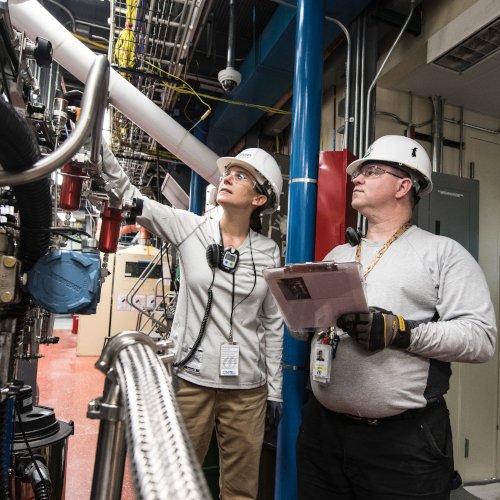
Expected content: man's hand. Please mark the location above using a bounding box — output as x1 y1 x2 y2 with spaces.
337 308 416 351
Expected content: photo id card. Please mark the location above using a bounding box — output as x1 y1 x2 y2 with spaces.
220 343 239 376
312 343 332 384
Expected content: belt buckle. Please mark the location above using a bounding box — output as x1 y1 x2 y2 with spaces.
367 418 379 426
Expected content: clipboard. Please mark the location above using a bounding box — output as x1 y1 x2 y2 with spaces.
263 261 368 332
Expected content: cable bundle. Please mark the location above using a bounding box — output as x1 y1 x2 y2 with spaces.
114 0 139 75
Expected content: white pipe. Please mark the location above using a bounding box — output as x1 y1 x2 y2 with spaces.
9 0 221 187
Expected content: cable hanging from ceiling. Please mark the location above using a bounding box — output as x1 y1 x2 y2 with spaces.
113 0 139 78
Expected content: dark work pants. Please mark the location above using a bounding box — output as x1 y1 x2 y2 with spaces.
296 395 454 500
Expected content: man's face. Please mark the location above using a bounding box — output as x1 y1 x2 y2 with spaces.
350 163 408 214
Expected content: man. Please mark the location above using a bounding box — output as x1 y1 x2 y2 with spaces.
296 135 497 499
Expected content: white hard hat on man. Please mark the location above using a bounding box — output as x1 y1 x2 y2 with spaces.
347 135 433 195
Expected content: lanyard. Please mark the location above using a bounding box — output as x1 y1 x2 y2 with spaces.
355 222 412 278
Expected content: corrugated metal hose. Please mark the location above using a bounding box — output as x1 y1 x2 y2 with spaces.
114 342 211 500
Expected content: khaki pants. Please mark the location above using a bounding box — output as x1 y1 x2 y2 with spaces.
176 378 267 500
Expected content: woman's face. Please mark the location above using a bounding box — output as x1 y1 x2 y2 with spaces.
216 166 266 211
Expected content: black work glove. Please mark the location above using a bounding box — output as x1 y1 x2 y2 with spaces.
264 400 283 449
337 307 417 351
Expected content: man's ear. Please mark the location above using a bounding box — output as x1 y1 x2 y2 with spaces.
395 178 413 199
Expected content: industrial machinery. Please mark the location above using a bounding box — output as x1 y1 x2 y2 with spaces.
0 0 209 496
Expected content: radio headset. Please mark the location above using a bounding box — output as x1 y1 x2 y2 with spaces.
345 226 363 246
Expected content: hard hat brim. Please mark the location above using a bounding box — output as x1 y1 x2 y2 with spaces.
216 156 267 186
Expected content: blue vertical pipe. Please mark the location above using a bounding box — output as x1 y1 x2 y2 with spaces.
275 1 325 499
189 122 209 215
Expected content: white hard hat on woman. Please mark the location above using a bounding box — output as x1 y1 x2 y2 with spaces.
217 148 283 214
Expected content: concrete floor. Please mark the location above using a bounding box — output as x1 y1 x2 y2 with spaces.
462 482 500 500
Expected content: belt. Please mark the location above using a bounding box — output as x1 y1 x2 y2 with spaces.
339 398 444 426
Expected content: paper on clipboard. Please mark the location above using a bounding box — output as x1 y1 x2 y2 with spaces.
263 261 368 332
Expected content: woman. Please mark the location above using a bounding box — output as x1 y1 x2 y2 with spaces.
101 145 284 500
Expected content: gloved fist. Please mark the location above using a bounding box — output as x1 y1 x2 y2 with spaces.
337 308 416 351
264 400 283 449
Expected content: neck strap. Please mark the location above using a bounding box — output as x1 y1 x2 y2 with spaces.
355 222 412 278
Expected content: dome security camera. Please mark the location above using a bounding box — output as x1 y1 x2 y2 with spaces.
218 67 242 92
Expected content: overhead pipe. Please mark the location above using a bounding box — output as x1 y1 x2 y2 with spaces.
271 0 352 148
352 21 361 156
9 0 221 186
227 0 236 69
459 106 464 177
431 95 444 172
217 0 241 92
189 123 209 215
359 13 366 154
364 0 415 152
276 1 325 499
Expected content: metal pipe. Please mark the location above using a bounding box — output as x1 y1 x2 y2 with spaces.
353 22 361 155
10 0 221 185
365 1 415 151
431 95 444 172
227 0 236 68
42 0 75 32
459 106 464 177
277 1 324 499
90 331 209 499
0 55 109 186
324 16 351 148
444 117 500 134
376 110 432 129
189 123 208 215
359 13 366 154
469 161 475 179
408 91 413 126
270 0 352 148
89 379 127 500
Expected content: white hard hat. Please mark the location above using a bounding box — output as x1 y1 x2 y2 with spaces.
217 148 283 214
347 135 433 195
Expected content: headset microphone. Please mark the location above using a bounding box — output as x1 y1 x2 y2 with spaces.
345 227 362 247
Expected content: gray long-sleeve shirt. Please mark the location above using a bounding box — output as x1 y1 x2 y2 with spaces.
137 201 284 400
100 144 283 400
311 225 496 417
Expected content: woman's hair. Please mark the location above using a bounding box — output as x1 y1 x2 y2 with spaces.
250 206 264 233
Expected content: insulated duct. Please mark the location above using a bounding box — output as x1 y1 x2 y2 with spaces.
9 0 221 187
0 95 51 270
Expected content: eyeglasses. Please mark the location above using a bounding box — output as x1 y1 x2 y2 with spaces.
220 167 255 185
351 163 406 181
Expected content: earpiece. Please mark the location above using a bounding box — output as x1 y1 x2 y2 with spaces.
206 243 239 273
345 227 362 246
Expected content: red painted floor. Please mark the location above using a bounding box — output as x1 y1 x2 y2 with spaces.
38 326 135 500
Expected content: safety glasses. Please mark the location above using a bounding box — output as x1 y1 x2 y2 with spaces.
351 163 406 181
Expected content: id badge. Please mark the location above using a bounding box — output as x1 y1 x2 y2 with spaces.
184 346 203 375
220 343 239 376
312 343 332 384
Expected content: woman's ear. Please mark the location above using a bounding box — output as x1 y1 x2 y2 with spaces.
252 194 268 208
